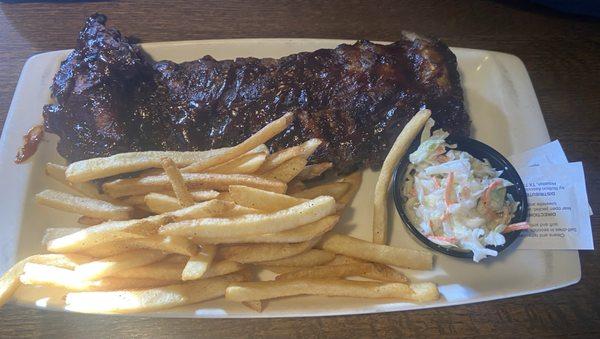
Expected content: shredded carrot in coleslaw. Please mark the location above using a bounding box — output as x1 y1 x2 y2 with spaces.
402 120 528 262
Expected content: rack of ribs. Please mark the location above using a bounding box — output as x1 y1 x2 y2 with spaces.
43 14 469 174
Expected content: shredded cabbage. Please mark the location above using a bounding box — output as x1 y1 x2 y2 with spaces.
403 120 518 262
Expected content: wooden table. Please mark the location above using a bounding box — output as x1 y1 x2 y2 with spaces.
1 0 598 337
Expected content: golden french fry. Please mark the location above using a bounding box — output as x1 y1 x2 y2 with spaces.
65 149 229 183
78 216 105 226
132 190 220 210
259 138 322 173
36 189 133 220
217 205 264 217
192 215 339 244
229 185 307 212
74 249 167 280
296 162 333 181
66 271 250 314
45 163 114 202
159 196 336 238
111 261 185 281
275 263 408 283
47 200 233 253
218 238 318 264
82 240 144 258
202 260 245 278
111 259 242 281
132 235 197 256
161 157 195 207
205 151 267 174
182 245 216 281
182 113 294 173
242 300 264 313
261 157 307 183
168 190 220 201
275 263 376 280
103 173 286 198
20 263 176 291
260 249 335 267
325 254 365 266
373 109 431 244
291 182 350 201
359 263 409 283
318 233 433 270
226 279 439 303
0 254 93 307
336 171 363 207
42 228 81 245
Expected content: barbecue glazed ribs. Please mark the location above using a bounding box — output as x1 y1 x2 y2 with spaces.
43 14 469 173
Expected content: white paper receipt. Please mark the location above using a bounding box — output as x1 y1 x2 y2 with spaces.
509 142 593 250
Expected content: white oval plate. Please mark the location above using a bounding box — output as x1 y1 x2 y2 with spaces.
0 39 580 318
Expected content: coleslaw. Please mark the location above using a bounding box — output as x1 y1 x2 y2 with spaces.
402 121 528 262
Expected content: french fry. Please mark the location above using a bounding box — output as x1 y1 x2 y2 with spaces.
45 163 114 202
161 157 195 207
373 109 431 244
242 300 264 313
0 254 93 307
205 151 267 174
111 261 186 281
261 157 307 183
260 249 335 266
47 200 233 253
144 193 185 214
165 189 220 201
275 263 376 280
326 254 365 266
66 271 250 314
75 249 167 280
182 113 294 173
259 138 322 173
226 279 439 303
110 259 243 281
47 224 146 253
296 162 333 181
78 216 105 226
131 190 220 211
132 235 197 256
82 241 142 258
218 238 318 264
181 245 216 280
217 205 264 217
324 255 407 282
275 263 408 283
36 189 133 220
229 185 307 212
318 233 433 270
159 196 336 238
103 173 287 198
336 171 363 207
192 216 339 244
65 149 229 183
291 182 350 201
20 263 177 291
359 263 409 283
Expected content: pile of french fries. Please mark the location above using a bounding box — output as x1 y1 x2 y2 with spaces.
0 112 438 314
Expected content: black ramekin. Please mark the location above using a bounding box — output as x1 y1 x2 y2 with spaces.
392 136 528 259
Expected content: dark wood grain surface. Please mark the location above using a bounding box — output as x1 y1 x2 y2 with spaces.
1 0 599 337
